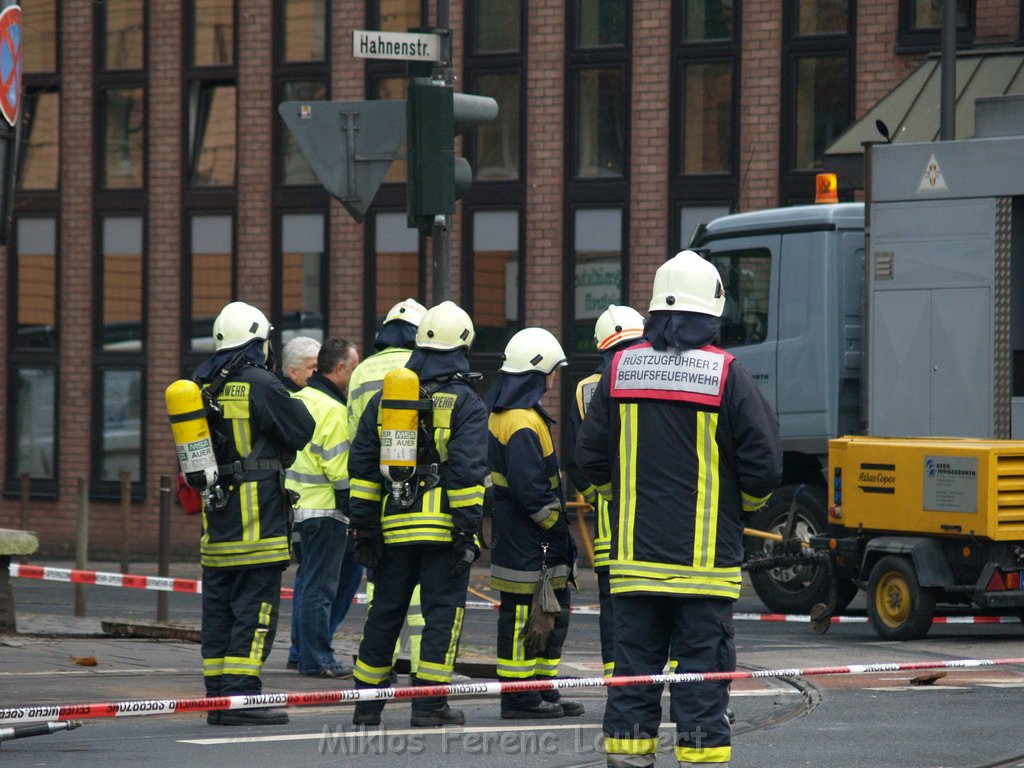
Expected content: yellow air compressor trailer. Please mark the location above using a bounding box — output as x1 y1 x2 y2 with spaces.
808 436 1024 640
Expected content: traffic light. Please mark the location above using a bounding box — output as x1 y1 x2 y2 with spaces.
406 77 498 232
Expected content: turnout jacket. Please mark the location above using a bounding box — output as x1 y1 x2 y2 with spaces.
488 400 576 595
576 341 781 600
348 375 488 546
285 371 350 522
195 349 315 570
346 346 413 441
564 366 611 570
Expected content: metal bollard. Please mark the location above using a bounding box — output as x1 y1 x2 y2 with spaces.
75 479 88 618
120 470 131 574
157 476 171 622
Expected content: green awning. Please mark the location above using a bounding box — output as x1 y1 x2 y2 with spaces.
826 48 1024 155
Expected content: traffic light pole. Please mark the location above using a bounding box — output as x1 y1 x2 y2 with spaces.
432 0 453 304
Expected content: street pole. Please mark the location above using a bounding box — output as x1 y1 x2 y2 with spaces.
431 0 453 304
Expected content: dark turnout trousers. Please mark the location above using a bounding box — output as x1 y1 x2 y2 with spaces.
496 587 571 710
603 595 734 767
353 543 469 715
201 565 284 696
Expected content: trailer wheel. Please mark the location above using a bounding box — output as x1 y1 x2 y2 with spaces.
746 485 831 613
867 556 936 641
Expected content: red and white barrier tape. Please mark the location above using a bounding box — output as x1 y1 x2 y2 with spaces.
10 564 1020 623
3 656 1024 725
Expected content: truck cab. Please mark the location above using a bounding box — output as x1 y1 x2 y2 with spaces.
691 203 866 612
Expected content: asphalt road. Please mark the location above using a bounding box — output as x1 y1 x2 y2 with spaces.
4 563 1024 767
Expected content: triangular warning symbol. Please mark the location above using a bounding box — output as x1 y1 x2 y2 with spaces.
917 153 948 192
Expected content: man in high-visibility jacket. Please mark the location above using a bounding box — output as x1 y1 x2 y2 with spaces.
286 337 359 678
563 304 645 679
195 301 314 726
349 301 487 728
346 298 427 677
577 251 782 767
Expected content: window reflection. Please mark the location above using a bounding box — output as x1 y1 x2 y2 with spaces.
193 0 234 66
797 0 848 35
19 91 60 189
374 213 419 321
190 83 237 186
911 0 968 29
14 368 56 479
379 0 421 32
573 209 622 353
22 0 57 73
576 68 625 178
15 218 57 349
708 248 771 348
474 74 520 181
474 0 521 52
191 215 234 351
284 0 326 61
472 210 520 352
377 78 409 183
105 0 145 70
100 370 143 482
281 213 325 341
281 81 326 185
104 87 145 189
794 56 847 170
577 0 626 47
682 0 733 41
682 62 732 174
102 217 144 350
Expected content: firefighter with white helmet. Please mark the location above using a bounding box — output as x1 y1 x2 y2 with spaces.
485 327 583 720
191 301 314 725
577 251 782 766
349 301 488 727
564 304 645 679
344 297 429 681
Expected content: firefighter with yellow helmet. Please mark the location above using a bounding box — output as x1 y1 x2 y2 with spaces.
576 252 782 766
486 327 583 720
564 304 646 678
182 301 314 725
349 301 488 727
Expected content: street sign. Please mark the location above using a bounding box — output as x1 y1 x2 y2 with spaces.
351 29 440 62
278 100 406 223
0 3 21 127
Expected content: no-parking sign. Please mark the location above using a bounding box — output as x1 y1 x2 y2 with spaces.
0 4 21 127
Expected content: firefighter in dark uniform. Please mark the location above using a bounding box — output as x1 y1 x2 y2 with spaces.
577 251 782 767
486 327 583 720
349 301 488 728
195 301 315 726
564 305 646 679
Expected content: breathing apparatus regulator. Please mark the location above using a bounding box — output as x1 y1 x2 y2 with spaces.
379 367 438 508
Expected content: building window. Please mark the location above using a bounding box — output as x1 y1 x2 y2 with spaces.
10 368 57 483
96 369 144 488
100 216 144 351
192 0 234 67
284 0 327 62
18 92 60 190
473 0 521 52
669 1 739 250
373 211 422 323
102 87 146 189
473 73 520 181
575 68 626 179
189 214 235 353
781 2 854 202
470 209 521 353
104 0 145 71
189 83 237 187
22 0 57 74
278 212 326 342
898 0 974 51
679 204 730 250
577 0 627 46
378 0 423 32
571 207 623 354
13 218 58 350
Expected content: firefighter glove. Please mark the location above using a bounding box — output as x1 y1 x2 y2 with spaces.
452 532 480 578
354 529 385 571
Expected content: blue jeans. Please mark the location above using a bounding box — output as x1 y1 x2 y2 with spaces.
294 516 349 674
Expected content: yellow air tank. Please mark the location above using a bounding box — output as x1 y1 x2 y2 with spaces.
165 379 218 490
380 367 421 486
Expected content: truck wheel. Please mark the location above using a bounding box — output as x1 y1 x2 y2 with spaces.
746 485 830 613
867 556 936 641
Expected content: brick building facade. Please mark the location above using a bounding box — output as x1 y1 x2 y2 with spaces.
2 1 1022 559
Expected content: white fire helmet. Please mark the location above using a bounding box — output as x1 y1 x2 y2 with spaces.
500 327 568 375
649 250 726 317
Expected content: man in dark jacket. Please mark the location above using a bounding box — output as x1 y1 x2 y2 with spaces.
577 252 782 767
349 301 488 728
195 301 314 726
486 327 582 720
